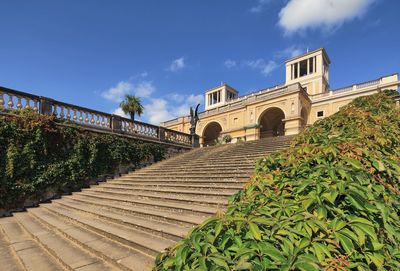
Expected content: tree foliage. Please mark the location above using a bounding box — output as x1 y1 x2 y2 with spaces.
0 110 166 210
120 94 144 120
154 91 400 271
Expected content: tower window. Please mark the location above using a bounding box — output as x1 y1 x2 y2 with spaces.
300 60 308 77
293 63 298 79
309 57 314 74
317 111 324 118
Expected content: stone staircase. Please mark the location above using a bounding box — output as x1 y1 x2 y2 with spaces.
0 136 294 271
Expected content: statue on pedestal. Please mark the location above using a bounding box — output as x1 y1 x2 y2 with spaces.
189 104 200 135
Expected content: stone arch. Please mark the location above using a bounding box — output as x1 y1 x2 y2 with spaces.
301 107 308 129
202 121 223 146
258 107 285 138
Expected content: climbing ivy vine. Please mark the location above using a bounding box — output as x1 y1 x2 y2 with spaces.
0 110 166 210
155 90 400 271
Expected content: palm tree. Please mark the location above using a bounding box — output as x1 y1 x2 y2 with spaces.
120 95 144 121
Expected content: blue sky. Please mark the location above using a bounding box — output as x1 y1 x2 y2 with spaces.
0 0 399 124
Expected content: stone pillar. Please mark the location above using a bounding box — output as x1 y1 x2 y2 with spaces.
111 115 122 132
245 125 259 141
283 117 302 136
159 127 166 142
39 97 53 115
192 134 200 148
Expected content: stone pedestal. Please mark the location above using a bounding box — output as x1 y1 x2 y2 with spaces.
245 127 259 141
283 117 302 136
111 115 122 132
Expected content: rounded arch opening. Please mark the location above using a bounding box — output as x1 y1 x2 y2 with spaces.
202 122 222 146
259 107 285 138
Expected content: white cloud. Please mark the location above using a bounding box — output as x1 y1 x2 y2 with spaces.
168 57 185 72
250 0 272 13
246 59 278 76
277 46 304 58
279 0 376 34
224 59 237 69
112 107 129 118
101 81 132 102
187 94 203 105
143 99 174 125
101 80 154 102
139 93 204 125
134 81 155 98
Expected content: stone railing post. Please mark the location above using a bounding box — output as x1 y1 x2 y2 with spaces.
192 134 200 148
111 115 122 132
39 97 53 116
159 127 166 142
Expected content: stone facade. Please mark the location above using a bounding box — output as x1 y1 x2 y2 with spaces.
161 48 399 146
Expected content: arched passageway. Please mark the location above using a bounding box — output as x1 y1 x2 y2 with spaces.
259 107 285 138
202 122 222 146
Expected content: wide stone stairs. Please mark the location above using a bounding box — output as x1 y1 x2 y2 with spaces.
0 136 293 271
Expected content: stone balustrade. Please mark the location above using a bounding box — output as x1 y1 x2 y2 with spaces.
0 86 195 148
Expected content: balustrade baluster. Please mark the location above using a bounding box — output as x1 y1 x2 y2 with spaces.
96 114 100 125
53 104 58 116
16 96 22 110
73 109 77 121
67 108 71 120
90 113 95 124
60 106 65 119
84 112 89 124
0 92 4 109
8 95 14 109
79 111 83 122
24 98 30 109
101 116 105 127
33 100 38 112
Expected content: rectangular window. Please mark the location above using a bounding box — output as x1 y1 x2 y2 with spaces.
294 63 298 79
300 60 308 77
309 57 314 74
212 92 218 104
317 111 324 118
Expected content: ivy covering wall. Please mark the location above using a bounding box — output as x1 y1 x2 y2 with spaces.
155 91 400 271
0 110 166 211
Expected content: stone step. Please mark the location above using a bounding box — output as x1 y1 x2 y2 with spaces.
13 212 115 271
41 203 175 257
51 199 190 241
62 195 208 227
28 207 155 271
107 181 245 190
79 189 228 207
121 174 251 179
90 186 236 198
114 177 248 184
0 218 38 271
96 183 240 194
131 168 253 175
158 159 258 166
138 164 255 171
70 193 221 217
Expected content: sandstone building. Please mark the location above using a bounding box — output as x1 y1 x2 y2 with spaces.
161 48 399 146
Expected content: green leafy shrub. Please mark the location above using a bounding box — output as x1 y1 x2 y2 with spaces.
154 91 400 271
0 110 166 210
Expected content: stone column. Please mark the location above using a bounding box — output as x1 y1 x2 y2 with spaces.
39 97 53 116
111 115 122 132
159 127 166 142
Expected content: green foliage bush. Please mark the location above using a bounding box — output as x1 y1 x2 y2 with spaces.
155 91 400 271
0 110 166 210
